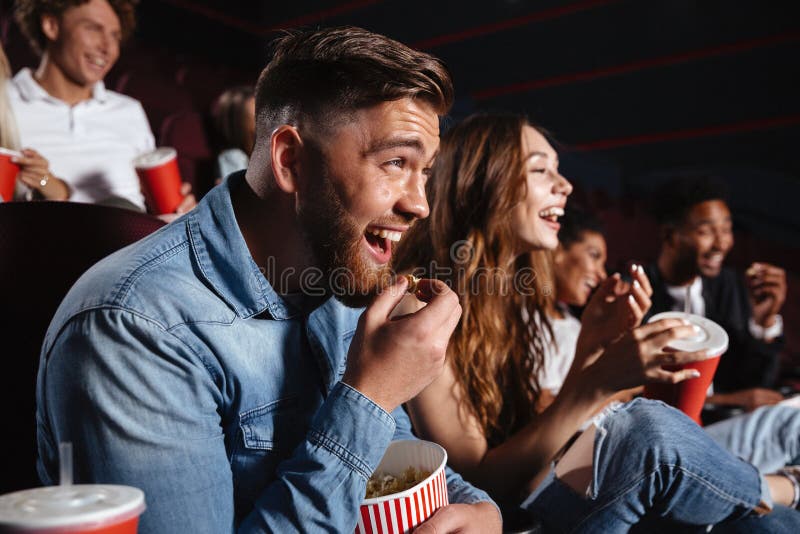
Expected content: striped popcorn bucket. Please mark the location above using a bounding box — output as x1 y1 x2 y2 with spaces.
356 440 448 534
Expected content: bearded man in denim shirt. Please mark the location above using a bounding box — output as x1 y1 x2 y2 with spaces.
36 27 501 533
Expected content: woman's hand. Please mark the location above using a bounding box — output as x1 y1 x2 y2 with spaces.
157 182 197 223
580 318 707 396
174 182 197 214
12 148 70 200
708 388 784 412
575 263 653 367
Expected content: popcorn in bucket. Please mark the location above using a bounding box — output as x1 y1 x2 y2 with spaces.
356 440 448 534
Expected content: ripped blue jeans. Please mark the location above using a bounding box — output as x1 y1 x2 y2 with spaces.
523 399 800 533
705 404 800 473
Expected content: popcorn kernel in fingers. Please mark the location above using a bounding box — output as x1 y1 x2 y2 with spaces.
405 274 420 294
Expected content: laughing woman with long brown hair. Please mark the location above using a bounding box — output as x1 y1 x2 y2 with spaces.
393 112 800 531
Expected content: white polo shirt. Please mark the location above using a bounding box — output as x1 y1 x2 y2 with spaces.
7 68 154 210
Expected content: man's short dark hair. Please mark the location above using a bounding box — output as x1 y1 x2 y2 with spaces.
15 0 139 56
652 173 729 227
559 205 604 249
254 26 454 137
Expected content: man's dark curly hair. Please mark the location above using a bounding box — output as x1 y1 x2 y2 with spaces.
652 173 729 228
14 0 139 56
558 205 605 250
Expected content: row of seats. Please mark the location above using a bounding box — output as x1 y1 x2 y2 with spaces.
110 47 256 199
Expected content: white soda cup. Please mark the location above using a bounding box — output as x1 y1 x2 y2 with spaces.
0 484 145 533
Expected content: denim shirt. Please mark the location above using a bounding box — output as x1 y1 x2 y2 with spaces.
36 172 493 533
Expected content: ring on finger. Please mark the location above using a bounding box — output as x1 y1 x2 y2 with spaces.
39 173 50 187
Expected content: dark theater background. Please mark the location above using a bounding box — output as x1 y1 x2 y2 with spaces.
2 0 799 489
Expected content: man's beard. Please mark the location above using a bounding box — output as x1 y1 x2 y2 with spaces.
297 174 395 308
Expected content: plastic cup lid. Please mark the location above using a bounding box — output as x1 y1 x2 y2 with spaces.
0 147 22 158
132 147 177 169
0 485 145 530
647 311 729 358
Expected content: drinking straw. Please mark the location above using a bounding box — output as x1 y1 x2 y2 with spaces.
59 442 73 487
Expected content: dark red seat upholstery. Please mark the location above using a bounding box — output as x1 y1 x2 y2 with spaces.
114 69 194 137
0 201 165 493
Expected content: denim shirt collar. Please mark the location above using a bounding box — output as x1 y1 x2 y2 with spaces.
186 172 364 388
186 171 296 320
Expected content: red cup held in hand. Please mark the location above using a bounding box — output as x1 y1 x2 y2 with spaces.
0 148 22 202
643 312 729 425
133 147 183 215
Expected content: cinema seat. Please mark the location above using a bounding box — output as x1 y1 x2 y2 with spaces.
0 201 165 493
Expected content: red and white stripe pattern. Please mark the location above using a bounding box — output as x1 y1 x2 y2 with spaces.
355 469 448 534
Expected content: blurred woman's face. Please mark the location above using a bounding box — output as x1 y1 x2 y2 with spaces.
553 231 608 306
511 126 572 252
243 96 256 154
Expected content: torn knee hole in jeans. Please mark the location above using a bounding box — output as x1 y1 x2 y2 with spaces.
555 424 598 498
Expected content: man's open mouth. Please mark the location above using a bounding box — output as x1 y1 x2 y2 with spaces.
363 226 403 263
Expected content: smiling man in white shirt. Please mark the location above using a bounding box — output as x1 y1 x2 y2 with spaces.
8 0 194 215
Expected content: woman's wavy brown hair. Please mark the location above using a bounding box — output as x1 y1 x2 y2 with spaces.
394 113 554 445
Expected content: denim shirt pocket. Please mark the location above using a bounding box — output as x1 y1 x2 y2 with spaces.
231 396 313 510
240 397 302 450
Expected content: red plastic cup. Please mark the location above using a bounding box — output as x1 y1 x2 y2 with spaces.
643 312 729 425
133 147 183 215
356 440 448 534
0 148 21 202
0 484 145 533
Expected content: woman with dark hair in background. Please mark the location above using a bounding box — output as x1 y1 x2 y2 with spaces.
211 85 255 181
535 206 610 410
393 112 800 531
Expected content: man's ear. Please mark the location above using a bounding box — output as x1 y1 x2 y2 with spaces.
270 125 302 194
41 14 60 43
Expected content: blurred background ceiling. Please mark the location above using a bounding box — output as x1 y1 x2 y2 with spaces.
2 0 799 240
142 0 800 177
